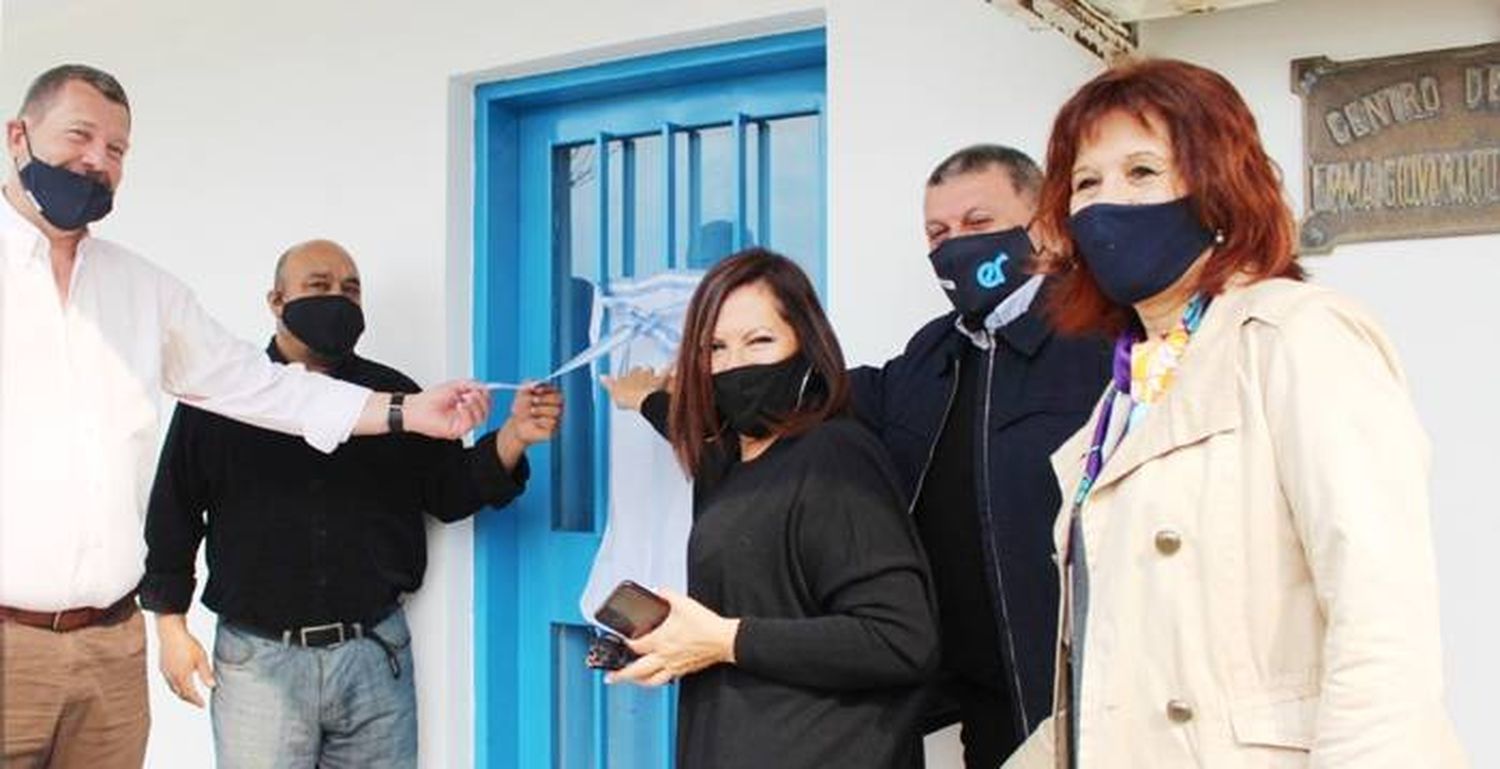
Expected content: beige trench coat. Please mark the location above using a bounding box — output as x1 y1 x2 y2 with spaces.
1004 279 1466 769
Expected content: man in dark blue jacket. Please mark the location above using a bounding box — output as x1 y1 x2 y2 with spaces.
606 145 1110 767
849 146 1109 765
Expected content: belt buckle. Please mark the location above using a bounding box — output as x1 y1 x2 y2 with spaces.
299 623 345 646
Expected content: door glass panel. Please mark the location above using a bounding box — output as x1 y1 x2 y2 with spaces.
676 125 740 269
628 134 667 275
763 114 821 277
607 135 668 278
552 143 600 533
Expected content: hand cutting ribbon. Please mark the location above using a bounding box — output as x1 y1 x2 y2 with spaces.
484 273 696 391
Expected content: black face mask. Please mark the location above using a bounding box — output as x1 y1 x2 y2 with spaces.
281 295 365 363
16 126 114 232
928 227 1034 327
712 353 813 439
1066 197 1216 305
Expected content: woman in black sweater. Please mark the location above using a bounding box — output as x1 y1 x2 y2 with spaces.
601 248 940 769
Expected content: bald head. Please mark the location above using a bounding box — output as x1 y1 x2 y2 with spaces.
273 239 360 297
268 240 365 368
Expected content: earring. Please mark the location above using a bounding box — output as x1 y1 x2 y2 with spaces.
1213 230 1226 245
794 367 813 409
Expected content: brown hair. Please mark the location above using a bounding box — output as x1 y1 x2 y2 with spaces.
1038 58 1303 336
668 248 850 477
20 64 130 119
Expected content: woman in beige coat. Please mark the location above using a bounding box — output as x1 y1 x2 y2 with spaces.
1004 59 1466 769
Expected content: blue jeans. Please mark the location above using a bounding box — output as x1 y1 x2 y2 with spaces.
210 609 417 769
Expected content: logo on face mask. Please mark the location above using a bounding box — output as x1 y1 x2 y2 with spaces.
975 251 1009 289
930 228 1030 322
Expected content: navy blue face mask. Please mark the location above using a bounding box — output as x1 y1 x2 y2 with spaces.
928 227 1033 327
1066 197 1216 305
16 126 115 232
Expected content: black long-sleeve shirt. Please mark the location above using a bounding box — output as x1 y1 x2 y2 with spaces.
915 344 1007 690
140 341 528 629
654 414 940 769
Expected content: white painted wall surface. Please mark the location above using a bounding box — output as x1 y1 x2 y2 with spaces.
1139 3 1499 765
3 0 1493 765
823 0 1102 365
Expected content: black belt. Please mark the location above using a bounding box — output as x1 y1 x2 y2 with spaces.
225 607 403 678
225 605 397 648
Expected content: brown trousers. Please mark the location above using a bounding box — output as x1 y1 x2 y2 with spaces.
1 608 149 768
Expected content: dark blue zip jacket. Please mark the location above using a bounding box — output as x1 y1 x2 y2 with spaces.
847 291 1109 743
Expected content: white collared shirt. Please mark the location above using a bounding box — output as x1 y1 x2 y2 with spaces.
0 194 370 611
953 274 1046 349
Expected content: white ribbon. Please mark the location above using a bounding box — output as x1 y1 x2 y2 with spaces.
483 273 697 390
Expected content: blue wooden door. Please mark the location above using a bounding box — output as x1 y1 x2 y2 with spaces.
474 30 826 769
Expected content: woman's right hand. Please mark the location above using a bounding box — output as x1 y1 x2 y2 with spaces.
600 366 670 412
605 588 739 687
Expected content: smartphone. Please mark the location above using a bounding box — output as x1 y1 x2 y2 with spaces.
593 580 670 639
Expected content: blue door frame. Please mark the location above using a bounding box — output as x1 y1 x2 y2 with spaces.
473 28 826 768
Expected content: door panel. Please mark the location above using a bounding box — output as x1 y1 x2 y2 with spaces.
475 31 825 769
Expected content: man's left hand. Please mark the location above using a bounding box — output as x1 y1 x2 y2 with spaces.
507 383 563 445
495 382 563 470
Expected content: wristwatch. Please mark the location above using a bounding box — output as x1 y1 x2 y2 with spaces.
388 392 406 434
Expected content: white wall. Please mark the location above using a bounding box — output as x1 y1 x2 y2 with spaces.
824 0 1100 364
1139 3 1500 765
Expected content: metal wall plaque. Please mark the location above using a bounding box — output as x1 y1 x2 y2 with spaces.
1292 43 1500 253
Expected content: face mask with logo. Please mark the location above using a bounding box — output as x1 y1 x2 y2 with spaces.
281 295 365 363
15 125 115 232
711 353 813 439
1066 197 1216 306
928 227 1033 327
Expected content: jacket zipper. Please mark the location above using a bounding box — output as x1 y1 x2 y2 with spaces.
905 357 962 517
978 339 1033 735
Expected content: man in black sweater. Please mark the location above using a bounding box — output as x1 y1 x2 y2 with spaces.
140 240 561 768
613 146 1110 767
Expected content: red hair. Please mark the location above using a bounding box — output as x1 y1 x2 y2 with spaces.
1039 58 1303 336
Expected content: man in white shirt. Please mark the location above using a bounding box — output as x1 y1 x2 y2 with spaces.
0 64 491 768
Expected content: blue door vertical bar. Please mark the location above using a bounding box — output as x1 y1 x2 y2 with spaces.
756 119 772 249
621 139 637 278
687 130 702 259
662 124 677 270
732 113 749 251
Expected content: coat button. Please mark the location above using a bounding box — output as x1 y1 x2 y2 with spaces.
1166 699 1194 723
1154 529 1182 556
